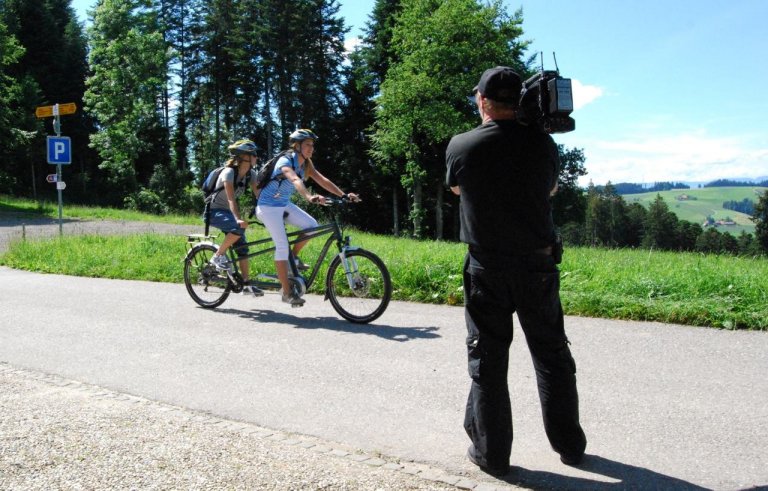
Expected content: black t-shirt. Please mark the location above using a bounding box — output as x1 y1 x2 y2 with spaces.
445 119 560 255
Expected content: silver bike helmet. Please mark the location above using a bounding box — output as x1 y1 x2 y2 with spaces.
227 139 258 156
288 129 318 144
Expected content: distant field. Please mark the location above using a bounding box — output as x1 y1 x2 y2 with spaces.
623 186 766 235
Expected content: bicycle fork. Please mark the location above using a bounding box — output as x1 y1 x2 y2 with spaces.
339 248 362 290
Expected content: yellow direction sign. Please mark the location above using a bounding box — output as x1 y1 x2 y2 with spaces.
35 103 77 118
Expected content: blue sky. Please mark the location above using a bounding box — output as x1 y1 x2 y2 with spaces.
72 0 768 186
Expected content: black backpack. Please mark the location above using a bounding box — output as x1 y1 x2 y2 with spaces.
254 150 293 192
201 167 227 203
202 165 256 203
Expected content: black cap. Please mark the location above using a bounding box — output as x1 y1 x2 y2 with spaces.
473 66 521 104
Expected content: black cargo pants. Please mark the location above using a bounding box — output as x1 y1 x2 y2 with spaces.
462 250 586 469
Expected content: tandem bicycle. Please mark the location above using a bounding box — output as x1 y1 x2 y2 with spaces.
183 196 392 324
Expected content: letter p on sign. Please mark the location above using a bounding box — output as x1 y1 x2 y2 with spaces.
47 136 72 165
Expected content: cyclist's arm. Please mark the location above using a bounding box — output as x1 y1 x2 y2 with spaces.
249 168 260 195
281 165 318 202
223 179 247 228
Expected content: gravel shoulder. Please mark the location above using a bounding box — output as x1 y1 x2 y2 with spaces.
0 363 471 491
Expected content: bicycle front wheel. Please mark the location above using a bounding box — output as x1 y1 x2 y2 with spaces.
184 243 231 308
326 249 392 323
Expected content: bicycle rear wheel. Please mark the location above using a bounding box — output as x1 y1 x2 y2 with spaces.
326 249 392 323
184 243 231 308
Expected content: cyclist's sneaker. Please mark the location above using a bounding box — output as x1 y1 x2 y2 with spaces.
282 292 305 307
242 284 264 297
210 254 232 272
293 256 310 271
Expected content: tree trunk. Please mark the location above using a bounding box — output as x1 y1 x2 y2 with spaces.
30 162 37 201
392 187 399 236
435 179 443 240
264 67 273 156
453 191 461 240
413 177 423 238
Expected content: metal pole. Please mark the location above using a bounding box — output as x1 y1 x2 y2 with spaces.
57 162 63 236
54 104 63 236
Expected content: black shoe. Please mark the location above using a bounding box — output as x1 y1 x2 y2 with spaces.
242 284 264 297
293 256 310 271
559 452 584 466
467 445 509 477
281 292 305 307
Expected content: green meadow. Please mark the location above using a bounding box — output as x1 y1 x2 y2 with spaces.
624 186 766 235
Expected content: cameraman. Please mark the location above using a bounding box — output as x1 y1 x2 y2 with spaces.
446 66 586 476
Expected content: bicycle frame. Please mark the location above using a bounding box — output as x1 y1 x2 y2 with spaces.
205 209 354 294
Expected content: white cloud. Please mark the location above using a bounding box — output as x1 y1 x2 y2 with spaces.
576 131 768 185
571 79 603 110
344 36 363 54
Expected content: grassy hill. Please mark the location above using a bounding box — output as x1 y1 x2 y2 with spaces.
623 186 767 235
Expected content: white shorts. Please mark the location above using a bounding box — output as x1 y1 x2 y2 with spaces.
256 202 318 261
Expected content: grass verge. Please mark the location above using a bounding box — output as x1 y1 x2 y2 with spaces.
2 229 766 330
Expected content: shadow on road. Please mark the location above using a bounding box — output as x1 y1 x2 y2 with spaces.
214 307 442 342
500 454 710 490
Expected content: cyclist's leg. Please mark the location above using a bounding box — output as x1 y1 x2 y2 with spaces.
257 204 292 293
232 234 250 281
284 203 319 257
210 209 246 262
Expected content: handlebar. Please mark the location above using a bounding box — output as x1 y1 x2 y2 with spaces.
247 194 358 220
317 195 361 206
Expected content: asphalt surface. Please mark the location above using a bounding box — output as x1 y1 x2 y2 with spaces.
1 217 767 490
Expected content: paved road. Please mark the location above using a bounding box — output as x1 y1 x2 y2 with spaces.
1 265 766 490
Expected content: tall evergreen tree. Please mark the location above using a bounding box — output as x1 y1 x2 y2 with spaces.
258 0 346 145
360 0 401 91
322 49 387 231
356 0 404 234
0 15 35 195
695 227 722 254
584 183 609 246
752 189 768 253
2 0 91 200
642 194 679 250
552 145 587 227
623 202 647 247
676 220 702 252
736 230 759 256
157 0 196 170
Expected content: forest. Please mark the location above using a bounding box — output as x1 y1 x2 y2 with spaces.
1 0 767 254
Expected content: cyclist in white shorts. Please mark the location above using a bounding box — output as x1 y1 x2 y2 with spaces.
256 129 359 306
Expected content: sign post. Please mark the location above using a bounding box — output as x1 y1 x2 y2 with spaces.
37 103 76 235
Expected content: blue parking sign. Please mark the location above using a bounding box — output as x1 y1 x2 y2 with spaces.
47 136 72 165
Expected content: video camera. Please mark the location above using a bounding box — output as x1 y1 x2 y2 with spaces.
519 53 575 134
